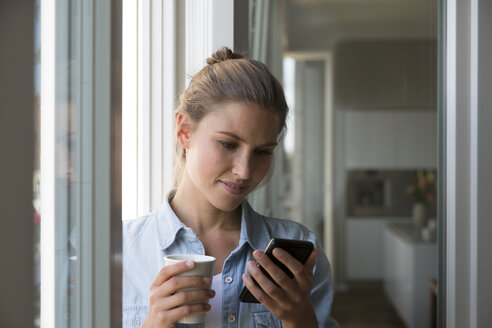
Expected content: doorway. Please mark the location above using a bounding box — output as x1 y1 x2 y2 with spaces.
261 0 439 327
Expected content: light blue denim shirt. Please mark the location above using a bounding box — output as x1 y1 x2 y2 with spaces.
123 197 339 328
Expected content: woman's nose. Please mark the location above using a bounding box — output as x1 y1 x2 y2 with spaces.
232 152 252 180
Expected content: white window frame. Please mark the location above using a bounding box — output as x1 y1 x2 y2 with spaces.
185 0 234 85
282 51 335 279
40 0 56 325
444 0 492 327
40 0 121 327
122 0 179 220
122 0 234 220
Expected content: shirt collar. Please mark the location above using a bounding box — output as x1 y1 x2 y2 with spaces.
239 200 271 251
154 194 272 252
153 196 188 251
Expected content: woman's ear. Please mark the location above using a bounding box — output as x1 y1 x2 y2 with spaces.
176 112 194 149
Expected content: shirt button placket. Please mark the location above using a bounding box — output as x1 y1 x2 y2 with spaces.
227 314 236 324
222 263 237 326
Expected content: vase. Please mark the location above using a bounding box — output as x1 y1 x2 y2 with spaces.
412 202 428 227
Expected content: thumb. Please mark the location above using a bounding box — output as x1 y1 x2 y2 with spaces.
304 247 318 273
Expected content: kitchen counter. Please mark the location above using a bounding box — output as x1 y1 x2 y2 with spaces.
386 222 436 244
383 222 437 328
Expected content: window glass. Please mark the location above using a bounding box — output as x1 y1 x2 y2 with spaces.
34 0 93 326
253 0 439 327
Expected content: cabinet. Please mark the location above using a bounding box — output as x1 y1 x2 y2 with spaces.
343 109 437 168
346 218 387 280
334 39 437 109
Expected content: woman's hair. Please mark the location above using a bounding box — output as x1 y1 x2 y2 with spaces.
173 47 288 186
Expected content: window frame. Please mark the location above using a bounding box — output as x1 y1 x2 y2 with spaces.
39 0 122 327
121 0 234 221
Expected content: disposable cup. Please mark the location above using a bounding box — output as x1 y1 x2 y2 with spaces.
164 254 216 324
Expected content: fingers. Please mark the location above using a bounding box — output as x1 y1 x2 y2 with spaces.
241 272 277 308
152 260 195 287
249 247 318 298
150 275 212 300
246 259 300 310
270 247 317 287
147 261 215 327
167 302 211 320
252 250 297 295
161 288 215 310
242 246 319 321
149 300 212 325
303 247 318 273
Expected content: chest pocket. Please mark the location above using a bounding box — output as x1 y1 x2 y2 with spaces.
253 311 282 328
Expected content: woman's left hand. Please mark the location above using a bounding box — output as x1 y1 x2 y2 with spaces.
241 247 319 328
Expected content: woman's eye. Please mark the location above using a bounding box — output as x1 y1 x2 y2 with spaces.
219 141 237 150
256 149 273 156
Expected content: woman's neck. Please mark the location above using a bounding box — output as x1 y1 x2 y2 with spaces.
170 181 241 236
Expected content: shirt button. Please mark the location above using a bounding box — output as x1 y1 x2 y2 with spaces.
228 314 236 323
225 276 233 283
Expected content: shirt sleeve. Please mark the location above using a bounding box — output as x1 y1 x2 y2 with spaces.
310 239 340 328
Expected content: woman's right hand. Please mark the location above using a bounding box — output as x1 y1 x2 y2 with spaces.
141 260 215 328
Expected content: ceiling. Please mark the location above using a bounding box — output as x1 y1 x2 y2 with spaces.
284 0 438 51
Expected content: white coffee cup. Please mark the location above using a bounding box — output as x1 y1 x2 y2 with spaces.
164 254 216 324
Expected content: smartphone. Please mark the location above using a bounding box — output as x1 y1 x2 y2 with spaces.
239 238 314 303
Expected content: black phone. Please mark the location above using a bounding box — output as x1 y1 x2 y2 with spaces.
239 238 314 303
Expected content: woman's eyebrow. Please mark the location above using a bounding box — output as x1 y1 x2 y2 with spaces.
216 131 278 147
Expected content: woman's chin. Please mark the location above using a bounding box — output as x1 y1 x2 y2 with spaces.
218 202 243 212
210 195 244 212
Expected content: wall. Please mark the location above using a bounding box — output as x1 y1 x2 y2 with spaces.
476 2 492 325
0 1 34 326
334 40 437 110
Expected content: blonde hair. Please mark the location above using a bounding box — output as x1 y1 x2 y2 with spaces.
173 47 288 186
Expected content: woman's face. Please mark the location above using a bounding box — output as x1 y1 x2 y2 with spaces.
180 102 280 212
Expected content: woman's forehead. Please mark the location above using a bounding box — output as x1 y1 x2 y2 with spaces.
201 102 280 141
209 102 279 124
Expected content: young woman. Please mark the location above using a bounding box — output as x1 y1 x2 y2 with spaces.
123 47 339 328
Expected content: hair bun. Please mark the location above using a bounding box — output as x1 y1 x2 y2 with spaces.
206 47 245 65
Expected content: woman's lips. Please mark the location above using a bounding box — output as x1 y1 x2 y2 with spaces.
219 181 249 195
